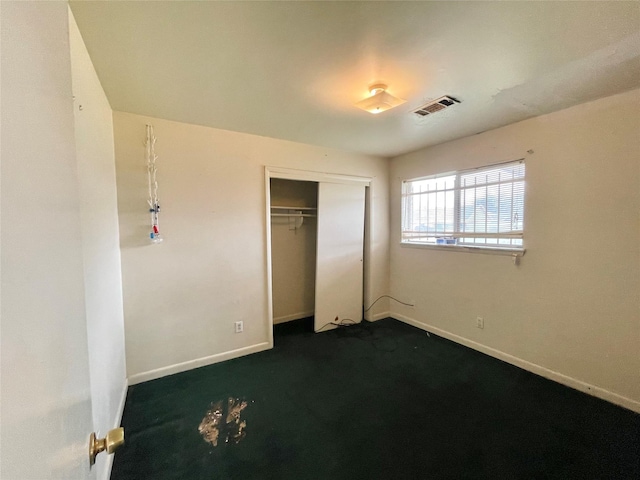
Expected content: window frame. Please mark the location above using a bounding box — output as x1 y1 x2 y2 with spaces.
400 159 526 256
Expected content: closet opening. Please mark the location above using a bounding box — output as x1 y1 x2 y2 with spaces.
269 178 318 330
265 167 372 344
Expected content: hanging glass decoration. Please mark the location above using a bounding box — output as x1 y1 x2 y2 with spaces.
145 124 163 244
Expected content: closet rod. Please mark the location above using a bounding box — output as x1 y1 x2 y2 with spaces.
271 206 317 211
270 213 316 218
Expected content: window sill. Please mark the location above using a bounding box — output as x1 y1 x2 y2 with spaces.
400 242 525 257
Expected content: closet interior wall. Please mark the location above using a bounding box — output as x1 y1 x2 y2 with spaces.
270 179 318 324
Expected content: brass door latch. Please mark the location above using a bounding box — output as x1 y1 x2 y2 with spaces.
89 427 125 467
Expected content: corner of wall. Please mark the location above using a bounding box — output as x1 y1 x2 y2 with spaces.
390 311 640 414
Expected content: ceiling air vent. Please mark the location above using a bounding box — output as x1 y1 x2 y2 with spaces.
413 96 460 117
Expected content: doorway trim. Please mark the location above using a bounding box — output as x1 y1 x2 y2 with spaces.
264 167 374 347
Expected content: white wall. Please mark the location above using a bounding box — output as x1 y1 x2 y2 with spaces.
270 179 317 324
113 112 390 383
69 9 127 480
389 88 640 411
1 2 95 477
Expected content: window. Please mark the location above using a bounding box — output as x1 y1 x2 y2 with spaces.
401 160 525 250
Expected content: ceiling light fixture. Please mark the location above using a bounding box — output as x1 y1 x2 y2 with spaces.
355 84 406 115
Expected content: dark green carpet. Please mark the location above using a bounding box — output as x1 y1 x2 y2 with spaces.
112 318 640 479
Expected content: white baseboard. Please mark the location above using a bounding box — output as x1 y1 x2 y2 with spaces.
273 310 314 324
104 378 129 480
115 378 128 425
128 342 272 385
367 310 390 322
392 313 640 414
276 310 390 323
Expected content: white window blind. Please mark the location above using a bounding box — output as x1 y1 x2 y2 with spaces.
402 160 525 249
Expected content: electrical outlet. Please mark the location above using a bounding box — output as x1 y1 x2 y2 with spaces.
234 321 243 333
476 316 484 329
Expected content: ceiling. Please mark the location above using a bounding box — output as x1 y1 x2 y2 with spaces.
70 1 640 158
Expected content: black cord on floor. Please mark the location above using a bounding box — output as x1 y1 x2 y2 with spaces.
314 295 413 332
315 319 358 332
364 295 414 312
316 317 398 353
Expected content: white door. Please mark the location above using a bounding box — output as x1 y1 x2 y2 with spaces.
1 2 95 478
314 182 366 332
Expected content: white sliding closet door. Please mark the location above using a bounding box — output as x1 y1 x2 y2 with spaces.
314 182 366 332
